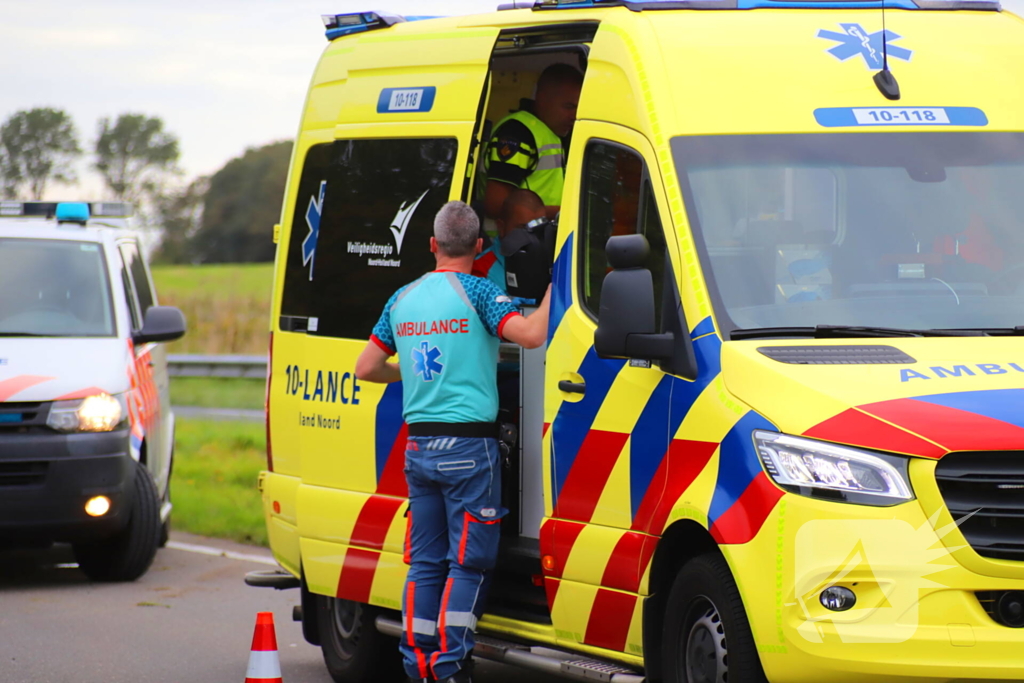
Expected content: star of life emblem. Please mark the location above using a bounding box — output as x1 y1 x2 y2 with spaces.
303 180 326 281
411 341 444 382
818 24 913 70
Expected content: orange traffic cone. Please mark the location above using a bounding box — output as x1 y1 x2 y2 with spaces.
245 612 283 683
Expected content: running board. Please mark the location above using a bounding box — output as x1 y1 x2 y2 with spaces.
375 616 645 683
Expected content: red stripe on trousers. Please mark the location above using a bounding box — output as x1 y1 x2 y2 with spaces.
861 398 1024 453
583 589 637 652
350 495 405 550
631 439 718 534
429 577 456 678
709 472 785 545
601 532 658 594
804 408 945 458
336 547 379 603
378 423 410 496
539 518 586 578
553 430 630 522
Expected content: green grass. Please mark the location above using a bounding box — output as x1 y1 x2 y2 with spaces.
170 377 265 410
151 263 274 301
170 419 267 546
150 264 274 355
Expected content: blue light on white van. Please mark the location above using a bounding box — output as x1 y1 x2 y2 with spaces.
55 203 90 224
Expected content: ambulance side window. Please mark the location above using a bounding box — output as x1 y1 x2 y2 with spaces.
119 242 155 325
580 141 668 321
280 138 458 339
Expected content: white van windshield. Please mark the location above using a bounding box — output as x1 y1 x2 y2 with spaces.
673 132 1024 338
0 238 116 337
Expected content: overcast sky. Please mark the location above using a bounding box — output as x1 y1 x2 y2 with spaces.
0 0 499 199
4 0 1022 200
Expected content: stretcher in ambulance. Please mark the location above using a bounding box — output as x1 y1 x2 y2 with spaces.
253 2 1024 681
0 202 186 582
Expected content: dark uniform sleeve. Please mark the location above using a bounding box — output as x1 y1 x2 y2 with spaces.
485 118 538 188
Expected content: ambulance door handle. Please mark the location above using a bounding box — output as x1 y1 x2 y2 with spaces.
558 380 586 395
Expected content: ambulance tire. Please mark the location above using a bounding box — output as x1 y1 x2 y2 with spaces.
73 463 162 582
318 597 405 683
662 553 768 683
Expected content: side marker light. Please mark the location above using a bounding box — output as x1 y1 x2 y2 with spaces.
541 555 556 572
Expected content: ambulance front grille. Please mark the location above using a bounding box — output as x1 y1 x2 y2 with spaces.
0 402 48 432
0 461 48 487
935 452 1024 561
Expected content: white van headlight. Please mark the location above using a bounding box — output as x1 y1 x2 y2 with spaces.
47 393 128 433
753 431 914 506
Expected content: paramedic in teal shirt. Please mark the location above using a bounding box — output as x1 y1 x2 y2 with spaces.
355 201 550 683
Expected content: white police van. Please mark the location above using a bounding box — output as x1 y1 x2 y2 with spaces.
0 202 186 581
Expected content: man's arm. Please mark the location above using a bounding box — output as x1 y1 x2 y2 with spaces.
355 342 402 383
500 286 551 349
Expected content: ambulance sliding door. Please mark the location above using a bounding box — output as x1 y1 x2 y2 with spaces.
544 122 683 655
276 26 500 602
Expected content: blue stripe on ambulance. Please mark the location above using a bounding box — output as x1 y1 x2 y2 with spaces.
551 348 626 499
913 388 1024 431
629 328 723 518
375 382 404 480
707 411 778 525
548 234 573 342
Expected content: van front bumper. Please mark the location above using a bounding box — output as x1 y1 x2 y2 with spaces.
0 429 134 544
726 491 1024 683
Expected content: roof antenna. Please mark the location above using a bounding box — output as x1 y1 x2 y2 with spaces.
873 0 901 100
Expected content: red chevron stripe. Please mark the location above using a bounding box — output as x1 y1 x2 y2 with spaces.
539 518 586 579
377 425 410 497
601 532 658 594
804 407 945 458
336 547 379 603
861 398 1024 453
584 589 636 651
350 495 405 550
553 430 629 522
709 472 785 545
544 577 561 612
0 375 53 402
632 439 718 535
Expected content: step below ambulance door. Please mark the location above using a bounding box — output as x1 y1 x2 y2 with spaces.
274 24 500 495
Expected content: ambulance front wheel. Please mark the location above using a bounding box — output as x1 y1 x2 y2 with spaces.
662 553 768 683
318 597 405 683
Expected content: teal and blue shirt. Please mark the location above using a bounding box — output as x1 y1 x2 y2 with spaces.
472 237 506 291
371 270 521 425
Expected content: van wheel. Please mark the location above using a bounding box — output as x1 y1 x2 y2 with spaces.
73 464 162 582
318 597 404 683
662 553 767 683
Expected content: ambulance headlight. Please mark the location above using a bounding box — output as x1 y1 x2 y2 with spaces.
47 393 128 433
754 431 914 506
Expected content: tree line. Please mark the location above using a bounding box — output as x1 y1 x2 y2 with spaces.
0 106 290 264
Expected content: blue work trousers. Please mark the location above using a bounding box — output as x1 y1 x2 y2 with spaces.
400 435 505 680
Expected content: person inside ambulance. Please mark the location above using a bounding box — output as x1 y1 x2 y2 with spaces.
473 189 546 291
482 64 584 220
355 202 551 683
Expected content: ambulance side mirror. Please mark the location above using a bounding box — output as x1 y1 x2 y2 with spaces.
134 305 187 345
594 235 674 362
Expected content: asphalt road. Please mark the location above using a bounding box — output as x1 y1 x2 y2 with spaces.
0 532 565 683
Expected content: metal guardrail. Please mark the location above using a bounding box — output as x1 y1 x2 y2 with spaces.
167 354 267 379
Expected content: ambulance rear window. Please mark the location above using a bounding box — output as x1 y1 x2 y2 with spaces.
280 138 457 339
0 238 115 337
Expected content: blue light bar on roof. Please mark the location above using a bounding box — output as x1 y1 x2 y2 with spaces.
321 12 442 41
55 203 90 224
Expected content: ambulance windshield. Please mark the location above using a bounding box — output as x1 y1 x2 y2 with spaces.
0 238 115 337
674 132 1024 336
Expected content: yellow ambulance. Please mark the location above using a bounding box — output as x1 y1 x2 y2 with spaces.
253 1 1024 681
